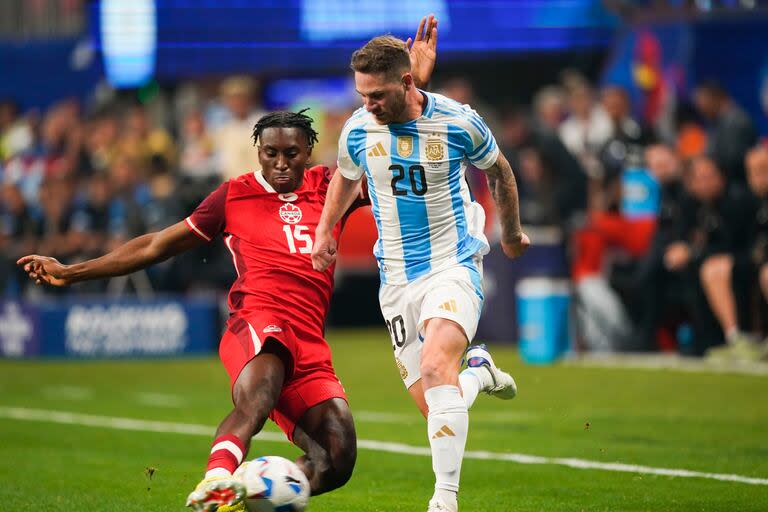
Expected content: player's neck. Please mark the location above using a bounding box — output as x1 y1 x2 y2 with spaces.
393 87 426 124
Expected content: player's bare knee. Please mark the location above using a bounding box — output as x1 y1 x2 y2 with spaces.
327 417 356 487
419 353 454 385
325 445 356 490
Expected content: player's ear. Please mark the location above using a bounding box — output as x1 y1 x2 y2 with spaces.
402 73 414 90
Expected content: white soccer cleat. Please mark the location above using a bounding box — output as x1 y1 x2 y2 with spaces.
427 498 458 512
466 344 517 400
185 476 246 512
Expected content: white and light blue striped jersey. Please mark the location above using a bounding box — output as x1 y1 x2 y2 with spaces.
337 90 499 285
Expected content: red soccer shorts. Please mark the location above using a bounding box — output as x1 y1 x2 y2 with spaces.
219 312 347 442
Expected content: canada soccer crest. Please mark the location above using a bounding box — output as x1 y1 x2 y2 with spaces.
279 203 303 224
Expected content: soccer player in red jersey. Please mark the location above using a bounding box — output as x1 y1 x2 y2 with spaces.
17 16 438 512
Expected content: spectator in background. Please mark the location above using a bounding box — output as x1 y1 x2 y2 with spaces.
119 105 177 171
35 176 79 278
558 79 612 180
663 156 753 355
693 80 757 184
673 101 707 161
0 100 20 160
571 145 677 352
1 100 36 161
214 76 266 180
532 85 566 134
0 182 39 295
515 144 561 226
499 105 587 230
595 85 655 211
623 144 686 350
179 109 219 181
698 146 768 361
70 172 113 261
84 111 120 174
106 155 148 251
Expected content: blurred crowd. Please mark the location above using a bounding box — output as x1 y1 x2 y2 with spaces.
0 76 278 298
1 72 767 359
494 73 767 360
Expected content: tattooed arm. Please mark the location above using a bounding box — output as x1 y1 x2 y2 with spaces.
485 151 530 258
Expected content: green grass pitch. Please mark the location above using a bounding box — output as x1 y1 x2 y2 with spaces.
1 329 767 511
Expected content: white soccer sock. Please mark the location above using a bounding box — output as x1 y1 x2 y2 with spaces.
459 367 492 409
425 384 468 504
459 369 481 409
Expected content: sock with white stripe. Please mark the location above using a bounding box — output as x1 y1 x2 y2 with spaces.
425 385 468 508
205 434 245 478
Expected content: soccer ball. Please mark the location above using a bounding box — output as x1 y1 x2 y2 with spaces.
233 456 310 511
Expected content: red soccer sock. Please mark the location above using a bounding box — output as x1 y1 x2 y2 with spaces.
205 434 245 478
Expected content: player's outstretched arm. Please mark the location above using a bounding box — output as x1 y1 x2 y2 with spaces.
485 152 530 259
312 172 361 272
17 221 205 287
408 14 438 89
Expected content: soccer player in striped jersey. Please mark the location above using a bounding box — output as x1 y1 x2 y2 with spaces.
312 34 530 512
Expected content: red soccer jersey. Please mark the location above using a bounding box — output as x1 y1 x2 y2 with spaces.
185 166 349 345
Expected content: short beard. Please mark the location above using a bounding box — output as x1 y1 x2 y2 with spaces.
387 89 408 123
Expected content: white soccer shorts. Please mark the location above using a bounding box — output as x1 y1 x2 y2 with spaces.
378 259 484 389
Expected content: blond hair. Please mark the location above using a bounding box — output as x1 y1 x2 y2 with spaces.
350 35 410 81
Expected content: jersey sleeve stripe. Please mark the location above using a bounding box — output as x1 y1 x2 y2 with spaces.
472 137 497 163
468 133 493 159
471 139 500 169
437 98 490 139
467 112 489 139
435 108 491 154
185 217 212 241
347 125 367 167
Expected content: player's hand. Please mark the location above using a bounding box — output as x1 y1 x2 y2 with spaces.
408 14 437 89
501 232 531 259
16 255 73 287
311 230 338 272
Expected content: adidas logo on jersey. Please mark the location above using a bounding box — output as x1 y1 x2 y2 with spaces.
431 425 456 439
367 142 388 157
438 300 458 313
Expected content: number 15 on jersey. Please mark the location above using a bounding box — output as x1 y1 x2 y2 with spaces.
283 225 313 254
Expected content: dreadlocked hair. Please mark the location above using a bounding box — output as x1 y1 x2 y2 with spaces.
252 108 319 148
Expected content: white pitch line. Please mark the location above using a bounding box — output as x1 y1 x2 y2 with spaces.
1 406 766 486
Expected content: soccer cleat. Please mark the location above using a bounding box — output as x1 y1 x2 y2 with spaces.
706 336 762 363
466 344 517 399
186 476 246 512
427 498 458 512
216 503 247 512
